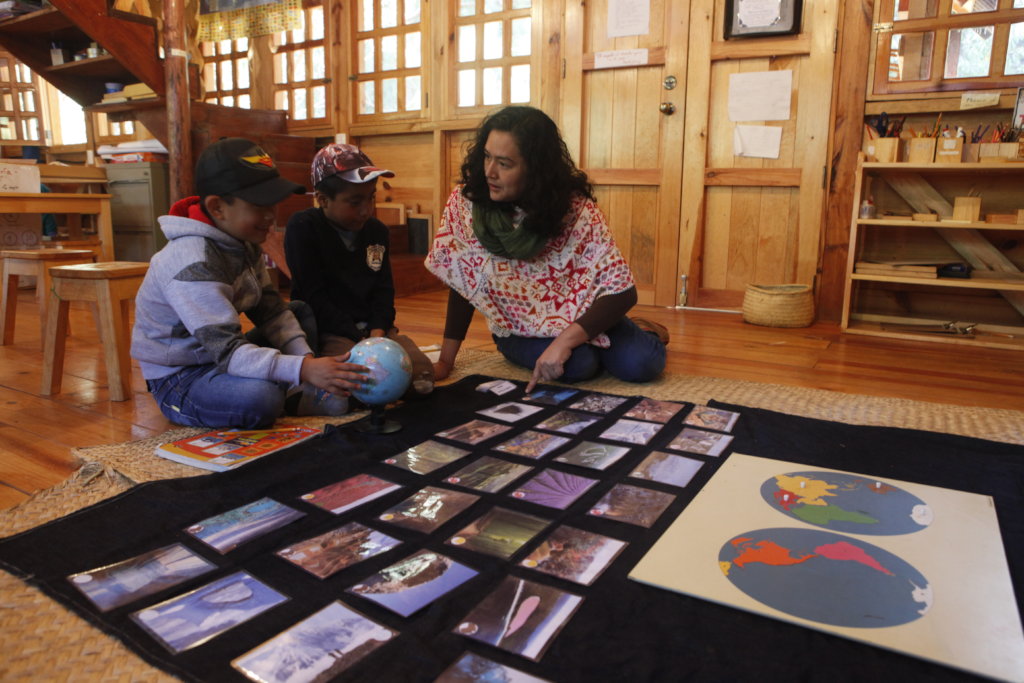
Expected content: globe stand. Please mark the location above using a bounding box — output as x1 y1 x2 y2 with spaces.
355 404 402 434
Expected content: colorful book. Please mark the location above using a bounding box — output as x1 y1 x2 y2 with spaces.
153 424 320 472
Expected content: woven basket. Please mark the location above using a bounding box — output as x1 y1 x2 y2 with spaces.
742 284 815 328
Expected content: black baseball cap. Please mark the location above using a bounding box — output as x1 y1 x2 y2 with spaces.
194 137 305 206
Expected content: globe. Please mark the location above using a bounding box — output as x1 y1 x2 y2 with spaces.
348 337 412 406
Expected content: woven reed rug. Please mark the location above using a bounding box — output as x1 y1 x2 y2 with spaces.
1 349 1022 681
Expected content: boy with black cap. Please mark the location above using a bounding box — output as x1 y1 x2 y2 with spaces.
285 143 434 395
131 137 369 429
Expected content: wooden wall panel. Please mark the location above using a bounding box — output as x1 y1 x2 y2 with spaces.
358 133 434 213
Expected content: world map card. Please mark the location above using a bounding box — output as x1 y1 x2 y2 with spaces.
629 453 1024 682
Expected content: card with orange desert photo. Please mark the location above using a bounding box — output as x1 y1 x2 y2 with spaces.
682 406 740 432
520 525 627 585
493 430 571 459
276 522 401 579
300 474 401 515
435 419 513 445
623 398 685 423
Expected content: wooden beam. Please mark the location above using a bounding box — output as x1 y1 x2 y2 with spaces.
710 36 812 61
703 168 802 186
164 0 192 202
584 168 661 186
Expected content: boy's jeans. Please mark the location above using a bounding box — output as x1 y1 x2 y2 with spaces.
492 317 666 384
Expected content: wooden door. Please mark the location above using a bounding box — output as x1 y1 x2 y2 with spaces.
678 0 839 309
561 0 689 306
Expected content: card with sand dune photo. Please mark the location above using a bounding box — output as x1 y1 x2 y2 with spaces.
599 418 663 445
682 405 740 432
494 430 571 459
477 402 545 423
665 427 734 457
553 441 631 470
276 522 401 579
629 452 705 488
447 507 550 559
534 410 600 435
347 550 479 617
377 486 480 533
184 497 305 554
587 484 676 528
132 571 287 654
509 469 599 510
623 398 685 424
231 601 395 683
445 457 533 493
452 575 583 661
68 543 218 612
567 393 628 414
383 440 471 474
435 419 513 445
522 387 579 405
300 474 401 515
520 526 627 585
436 652 552 683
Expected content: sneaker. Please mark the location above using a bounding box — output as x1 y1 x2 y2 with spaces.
631 317 670 345
293 383 349 417
411 370 434 395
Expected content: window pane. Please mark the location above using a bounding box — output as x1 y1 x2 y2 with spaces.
294 87 308 120
238 94 251 108
19 90 34 112
201 42 215 58
274 52 288 84
459 25 477 62
381 0 398 28
511 17 531 56
236 38 248 52
275 89 289 112
484 0 502 13
125 120 134 135
312 85 326 118
405 32 421 68
950 0 995 14
25 117 39 141
483 21 503 59
1016 0 1024 7
1006 22 1024 75
405 75 421 110
361 0 374 31
458 69 476 106
405 0 421 24
309 6 324 40
311 46 325 79
511 0 530 7
510 63 529 102
220 60 233 90
203 62 216 89
382 77 398 112
894 0 936 20
0 116 12 140
459 0 475 17
218 39 232 54
294 50 307 82
359 80 376 114
888 32 934 81
289 10 306 43
237 58 250 88
222 95 235 107
482 66 502 105
15 63 30 83
381 35 398 70
359 39 375 73
944 25 992 78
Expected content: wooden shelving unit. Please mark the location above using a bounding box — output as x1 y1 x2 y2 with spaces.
841 158 1024 350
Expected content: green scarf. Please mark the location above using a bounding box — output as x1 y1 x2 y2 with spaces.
472 203 548 260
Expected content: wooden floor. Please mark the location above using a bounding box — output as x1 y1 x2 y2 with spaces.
2 286 1023 512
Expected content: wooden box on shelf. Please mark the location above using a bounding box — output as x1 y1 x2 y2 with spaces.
952 197 981 222
934 137 964 163
905 137 937 164
864 137 899 163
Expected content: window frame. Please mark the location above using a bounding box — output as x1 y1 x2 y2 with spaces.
0 50 44 146
200 37 252 109
271 2 332 132
350 0 428 123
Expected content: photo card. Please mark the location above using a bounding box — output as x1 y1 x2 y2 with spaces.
568 393 629 414
535 410 600 435
435 419 513 445
629 451 705 488
588 484 676 528
553 441 631 470
68 543 217 612
347 550 479 617
477 402 545 423
520 525 627 585
132 571 287 654
666 427 734 457
436 652 552 683
231 601 395 683
445 457 533 493
378 486 480 533
493 430 571 459
276 522 401 579
522 387 579 406
623 398 685 424
683 405 741 432
383 440 470 474
300 474 401 515
453 575 583 661
510 469 599 510
184 497 305 554
599 418 663 445
447 507 550 559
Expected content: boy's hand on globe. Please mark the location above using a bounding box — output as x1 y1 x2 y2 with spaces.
300 355 369 396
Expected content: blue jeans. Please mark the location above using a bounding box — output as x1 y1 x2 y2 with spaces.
493 317 666 384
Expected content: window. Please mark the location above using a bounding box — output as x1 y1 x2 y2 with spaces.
0 51 42 144
201 38 251 109
874 0 1024 94
453 0 532 112
272 3 330 128
354 0 424 119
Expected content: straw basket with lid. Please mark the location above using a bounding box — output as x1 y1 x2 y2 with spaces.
742 284 815 328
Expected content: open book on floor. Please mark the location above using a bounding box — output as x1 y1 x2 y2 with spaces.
154 425 321 472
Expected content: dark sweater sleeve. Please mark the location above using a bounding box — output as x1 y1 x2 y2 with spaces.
574 287 637 338
443 288 475 340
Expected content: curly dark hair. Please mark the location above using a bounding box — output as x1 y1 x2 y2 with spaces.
460 106 593 240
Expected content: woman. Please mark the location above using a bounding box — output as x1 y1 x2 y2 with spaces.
425 106 668 391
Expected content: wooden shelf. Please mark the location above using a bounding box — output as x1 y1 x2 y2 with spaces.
863 161 1024 172
857 218 1024 230
845 320 1024 351
850 273 1024 291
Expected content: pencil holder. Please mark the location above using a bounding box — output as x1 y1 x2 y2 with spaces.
952 197 982 222
978 142 1004 161
934 137 964 163
962 142 981 163
864 137 899 163
906 137 937 163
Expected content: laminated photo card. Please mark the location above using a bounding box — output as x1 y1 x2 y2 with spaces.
378 486 480 533
553 441 631 470
477 402 545 423
623 398 685 424
629 452 705 488
534 410 600 435
683 406 740 432
300 474 401 515
436 652 552 683
599 419 662 446
184 497 305 554
520 526 627 586
509 469 599 509
435 419 513 445
445 457 533 493
568 393 628 414
383 440 471 474
447 507 550 559
666 427 734 457
494 430 571 459
522 388 579 406
276 522 401 579
347 550 479 617
587 484 676 528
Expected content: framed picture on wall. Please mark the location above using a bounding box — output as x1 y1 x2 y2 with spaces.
724 0 803 39
1013 87 1024 129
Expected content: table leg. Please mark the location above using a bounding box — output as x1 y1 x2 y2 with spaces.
41 288 71 396
1 270 17 345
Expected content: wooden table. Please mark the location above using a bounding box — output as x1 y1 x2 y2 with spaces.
0 192 113 261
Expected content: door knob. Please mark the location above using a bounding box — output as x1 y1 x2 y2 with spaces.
659 102 676 115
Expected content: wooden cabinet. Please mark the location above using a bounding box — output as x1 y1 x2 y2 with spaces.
842 159 1024 350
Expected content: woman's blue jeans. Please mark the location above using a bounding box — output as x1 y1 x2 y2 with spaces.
492 317 666 384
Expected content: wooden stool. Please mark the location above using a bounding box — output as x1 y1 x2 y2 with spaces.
1 248 96 345
42 262 149 402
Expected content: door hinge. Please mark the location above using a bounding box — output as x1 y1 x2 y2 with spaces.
873 22 894 34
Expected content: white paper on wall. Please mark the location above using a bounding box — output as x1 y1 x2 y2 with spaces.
728 70 792 122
